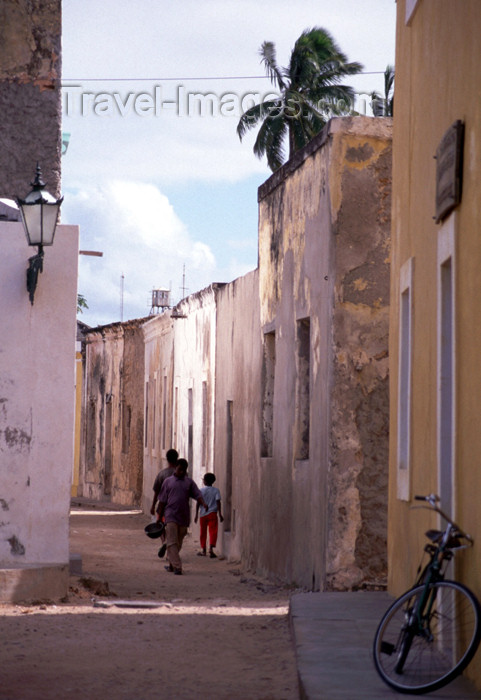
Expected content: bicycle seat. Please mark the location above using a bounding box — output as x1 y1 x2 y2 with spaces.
426 529 443 542
425 529 462 548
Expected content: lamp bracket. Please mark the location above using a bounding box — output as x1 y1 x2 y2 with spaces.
26 246 44 305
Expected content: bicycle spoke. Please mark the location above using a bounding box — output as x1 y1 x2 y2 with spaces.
373 581 481 693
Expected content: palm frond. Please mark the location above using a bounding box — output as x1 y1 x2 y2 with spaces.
290 27 363 87
384 65 395 97
259 41 286 91
253 114 287 171
237 100 282 141
238 26 363 169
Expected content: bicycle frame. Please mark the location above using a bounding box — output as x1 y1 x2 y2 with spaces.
393 496 472 674
374 493 481 694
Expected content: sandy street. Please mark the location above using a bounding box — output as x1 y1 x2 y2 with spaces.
0 504 299 700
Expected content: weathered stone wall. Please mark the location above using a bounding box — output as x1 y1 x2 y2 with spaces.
257 117 392 589
0 222 78 601
142 312 175 514
171 286 221 489
118 323 145 503
257 125 333 588
139 287 220 513
327 122 391 590
80 321 145 506
213 270 261 561
0 0 62 198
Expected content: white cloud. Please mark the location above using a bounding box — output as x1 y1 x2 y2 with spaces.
62 0 395 187
61 0 396 326
64 181 218 326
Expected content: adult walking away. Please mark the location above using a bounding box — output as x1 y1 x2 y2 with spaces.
194 472 224 558
156 458 207 575
150 448 179 515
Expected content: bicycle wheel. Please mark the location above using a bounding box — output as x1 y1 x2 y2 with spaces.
373 580 481 694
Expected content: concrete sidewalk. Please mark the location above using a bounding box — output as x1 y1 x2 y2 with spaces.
289 591 481 699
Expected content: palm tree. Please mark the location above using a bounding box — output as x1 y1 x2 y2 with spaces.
237 27 363 171
372 65 394 117
77 293 88 314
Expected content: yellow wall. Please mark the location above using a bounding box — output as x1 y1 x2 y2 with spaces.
390 0 481 687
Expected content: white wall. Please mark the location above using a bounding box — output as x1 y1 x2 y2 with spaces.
142 312 175 514
0 222 79 594
173 287 218 488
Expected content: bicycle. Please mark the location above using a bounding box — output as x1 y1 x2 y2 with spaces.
373 493 481 694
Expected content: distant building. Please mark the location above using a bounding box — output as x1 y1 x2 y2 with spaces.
78 320 147 506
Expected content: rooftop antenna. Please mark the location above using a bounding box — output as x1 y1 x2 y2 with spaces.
180 264 188 299
120 273 124 322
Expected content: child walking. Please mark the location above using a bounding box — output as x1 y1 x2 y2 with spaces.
194 472 224 558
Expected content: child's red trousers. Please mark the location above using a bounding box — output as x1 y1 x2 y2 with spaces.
199 511 218 549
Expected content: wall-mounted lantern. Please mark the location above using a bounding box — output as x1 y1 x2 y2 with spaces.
16 163 63 305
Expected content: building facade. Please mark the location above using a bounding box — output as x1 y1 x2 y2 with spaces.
142 286 221 511
0 222 79 602
388 0 481 688
213 270 261 564
79 320 146 506
253 117 392 589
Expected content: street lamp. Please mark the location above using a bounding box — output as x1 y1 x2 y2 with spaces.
16 163 63 305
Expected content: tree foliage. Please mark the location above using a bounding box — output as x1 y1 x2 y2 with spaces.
77 293 88 314
372 65 394 117
237 27 363 171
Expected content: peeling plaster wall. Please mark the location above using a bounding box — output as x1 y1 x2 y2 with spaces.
0 223 78 579
0 0 62 197
327 121 391 590
213 270 261 561
80 321 145 506
171 287 220 490
257 117 392 589
140 289 219 514
142 312 175 514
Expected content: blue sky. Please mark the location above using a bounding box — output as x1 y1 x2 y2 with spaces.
61 0 396 327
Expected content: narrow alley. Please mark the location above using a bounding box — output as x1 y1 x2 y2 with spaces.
0 502 298 700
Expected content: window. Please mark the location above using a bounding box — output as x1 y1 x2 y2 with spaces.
162 375 167 451
397 258 414 500
224 400 233 532
261 331 275 457
202 381 208 467
121 402 131 453
144 381 149 449
188 387 193 467
173 386 178 448
295 318 310 460
86 397 96 471
152 375 157 454
104 398 112 496
437 216 456 519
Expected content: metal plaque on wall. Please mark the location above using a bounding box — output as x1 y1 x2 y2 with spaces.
435 120 464 223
